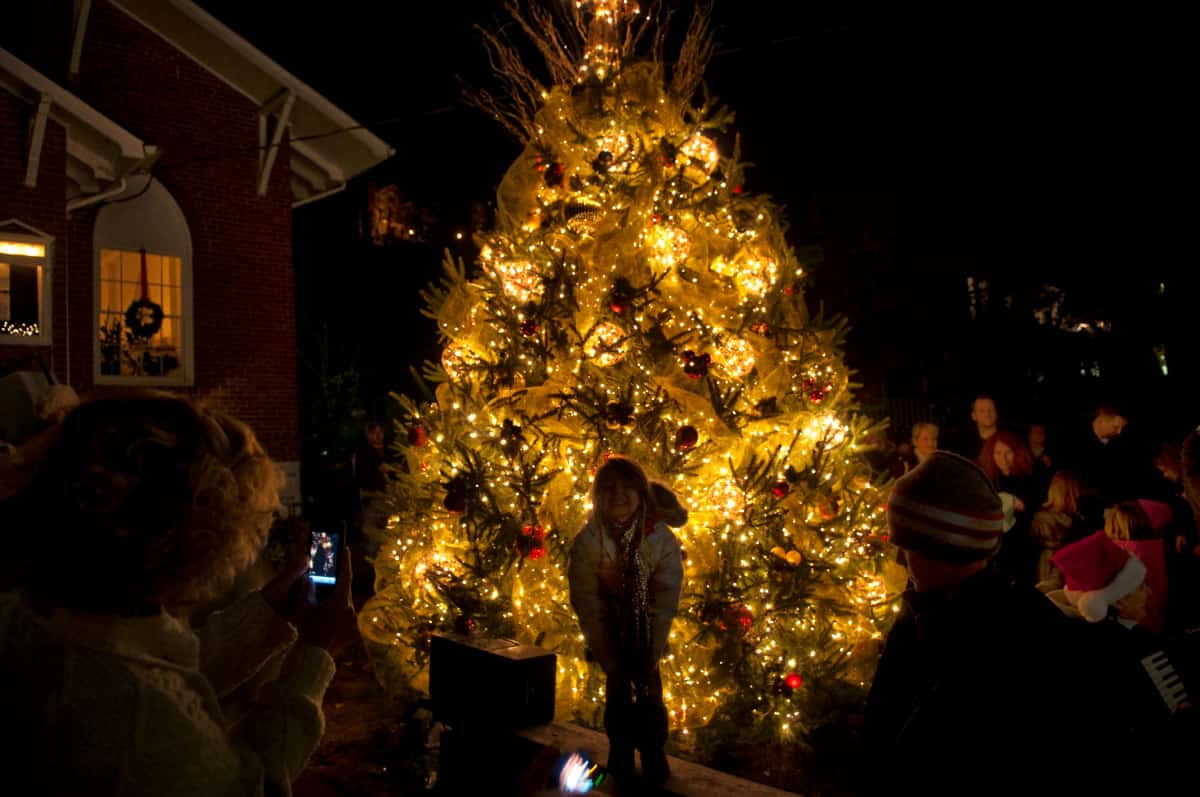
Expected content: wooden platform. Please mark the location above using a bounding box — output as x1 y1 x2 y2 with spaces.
516 721 800 796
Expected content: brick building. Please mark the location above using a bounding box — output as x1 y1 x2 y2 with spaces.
0 0 392 498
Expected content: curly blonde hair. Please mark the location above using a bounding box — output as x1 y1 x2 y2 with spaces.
16 391 283 613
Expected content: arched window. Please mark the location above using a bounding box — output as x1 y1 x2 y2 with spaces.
0 220 53 346
93 176 193 384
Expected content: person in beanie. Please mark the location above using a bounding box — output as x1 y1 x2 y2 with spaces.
863 452 1095 796
568 457 685 787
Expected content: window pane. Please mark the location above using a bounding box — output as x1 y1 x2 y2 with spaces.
146 254 163 285
165 257 181 287
0 261 42 326
121 251 141 282
102 280 121 313
100 250 121 281
0 240 45 257
97 249 186 379
165 286 181 315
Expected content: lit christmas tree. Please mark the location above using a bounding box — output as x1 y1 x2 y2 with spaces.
361 0 899 769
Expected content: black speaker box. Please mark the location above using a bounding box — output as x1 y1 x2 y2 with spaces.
429 633 556 731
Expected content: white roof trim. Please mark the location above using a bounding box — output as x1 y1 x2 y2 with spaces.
0 48 144 161
109 0 393 202
0 48 147 199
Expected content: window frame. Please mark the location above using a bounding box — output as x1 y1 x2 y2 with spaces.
0 225 54 347
91 177 194 386
95 248 190 385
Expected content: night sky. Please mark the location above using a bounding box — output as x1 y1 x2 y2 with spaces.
193 2 1189 439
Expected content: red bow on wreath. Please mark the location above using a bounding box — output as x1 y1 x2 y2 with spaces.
124 248 164 339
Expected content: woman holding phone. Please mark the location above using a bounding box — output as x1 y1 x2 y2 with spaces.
0 391 354 796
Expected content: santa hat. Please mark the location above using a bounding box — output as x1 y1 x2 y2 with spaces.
1051 531 1147 623
887 451 1005 563
1136 498 1173 534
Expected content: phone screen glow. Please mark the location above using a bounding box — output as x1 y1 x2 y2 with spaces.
308 531 341 585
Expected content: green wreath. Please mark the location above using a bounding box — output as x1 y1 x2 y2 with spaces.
125 298 164 339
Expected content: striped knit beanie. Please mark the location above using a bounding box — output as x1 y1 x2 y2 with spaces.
887 451 1005 563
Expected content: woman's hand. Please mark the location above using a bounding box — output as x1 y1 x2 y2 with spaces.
297 554 357 654
261 518 311 623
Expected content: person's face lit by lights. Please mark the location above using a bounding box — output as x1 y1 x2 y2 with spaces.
600 483 641 526
993 440 1016 476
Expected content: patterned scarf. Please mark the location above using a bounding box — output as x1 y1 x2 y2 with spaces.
615 508 652 693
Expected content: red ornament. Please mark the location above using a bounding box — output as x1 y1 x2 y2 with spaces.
519 319 539 336
544 162 565 187
732 185 744 195
407 424 428 447
529 545 546 560
721 604 753 633
681 350 711 379
784 672 803 691
521 523 546 541
674 425 699 451
784 285 795 295
771 480 790 499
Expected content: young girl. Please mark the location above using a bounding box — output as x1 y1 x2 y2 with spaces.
1105 501 1169 633
568 457 686 786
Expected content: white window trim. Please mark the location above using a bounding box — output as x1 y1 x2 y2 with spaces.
92 177 194 386
0 224 54 347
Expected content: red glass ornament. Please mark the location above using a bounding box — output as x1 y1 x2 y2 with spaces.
784 672 803 690
674 425 699 451
681 350 711 379
771 480 790 499
408 424 428 447
529 545 546 560
544 162 565 187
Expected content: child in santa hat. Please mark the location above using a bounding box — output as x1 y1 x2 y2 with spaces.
1044 531 1197 787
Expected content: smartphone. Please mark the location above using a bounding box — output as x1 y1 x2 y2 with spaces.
307 524 345 600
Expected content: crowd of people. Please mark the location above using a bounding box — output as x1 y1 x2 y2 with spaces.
876 395 1200 629
864 396 1200 794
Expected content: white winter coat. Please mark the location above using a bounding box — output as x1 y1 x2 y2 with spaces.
567 518 683 675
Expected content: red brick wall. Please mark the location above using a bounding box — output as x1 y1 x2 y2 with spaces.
73 1 299 460
0 89 67 379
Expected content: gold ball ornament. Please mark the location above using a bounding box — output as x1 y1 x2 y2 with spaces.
716 336 756 378
583 322 628 366
708 477 746 520
488 259 545 304
645 224 691 270
441 341 473 381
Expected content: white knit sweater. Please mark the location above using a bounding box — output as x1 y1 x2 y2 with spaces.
0 589 335 796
